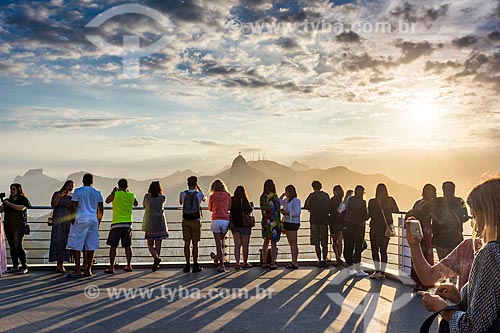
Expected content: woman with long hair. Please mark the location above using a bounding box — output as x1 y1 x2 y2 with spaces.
208 179 231 272
280 184 301 269
419 177 500 332
142 181 168 272
49 180 75 273
260 179 281 269
407 183 436 291
329 185 345 266
368 183 399 280
230 185 253 269
0 183 31 274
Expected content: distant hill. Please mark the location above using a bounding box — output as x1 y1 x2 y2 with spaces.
290 161 310 171
13 155 420 210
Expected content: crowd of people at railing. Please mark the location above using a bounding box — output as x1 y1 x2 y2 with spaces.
0 173 499 332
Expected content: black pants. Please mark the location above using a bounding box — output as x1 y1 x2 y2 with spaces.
4 224 27 268
344 224 365 267
370 229 389 273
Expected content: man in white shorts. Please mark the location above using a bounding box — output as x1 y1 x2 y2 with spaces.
67 173 103 277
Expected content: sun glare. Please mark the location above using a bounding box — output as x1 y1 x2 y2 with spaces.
408 102 440 124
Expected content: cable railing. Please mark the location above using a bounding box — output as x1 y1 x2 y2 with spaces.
5 207 469 273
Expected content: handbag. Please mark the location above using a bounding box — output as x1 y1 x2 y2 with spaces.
378 198 396 238
24 224 30 235
241 199 255 228
47 211 53 226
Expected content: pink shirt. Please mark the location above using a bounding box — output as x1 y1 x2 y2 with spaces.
440 238 483 289
208 191 231 221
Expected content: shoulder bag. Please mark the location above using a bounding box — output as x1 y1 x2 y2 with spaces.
378 198 396 238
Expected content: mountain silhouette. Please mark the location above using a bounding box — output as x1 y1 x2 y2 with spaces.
13 156 419 210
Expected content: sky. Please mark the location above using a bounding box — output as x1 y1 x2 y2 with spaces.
0 0 499 194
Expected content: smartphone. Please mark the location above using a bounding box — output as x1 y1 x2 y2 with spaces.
407 219 423 238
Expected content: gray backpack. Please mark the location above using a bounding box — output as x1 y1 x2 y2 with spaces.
183 191 201 220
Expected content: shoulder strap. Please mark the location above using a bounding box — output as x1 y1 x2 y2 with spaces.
377 198 390 228
420 304 461 333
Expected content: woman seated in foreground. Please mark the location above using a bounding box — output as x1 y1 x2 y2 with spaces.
418 177 500 332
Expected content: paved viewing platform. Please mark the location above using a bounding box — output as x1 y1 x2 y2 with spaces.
0 264 432 333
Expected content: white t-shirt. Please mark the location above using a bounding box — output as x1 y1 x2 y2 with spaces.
72 186 103 221
280 197 301 224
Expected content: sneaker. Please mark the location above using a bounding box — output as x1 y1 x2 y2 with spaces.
355 270 369 277
183 264 191 273
347 268 357 276
18 267 28 275
192 263 203 273
6 267 19 273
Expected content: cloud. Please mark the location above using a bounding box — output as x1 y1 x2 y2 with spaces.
5 107 146 130
452 35 479 48
487 30 500 42
192 140 229 147
274 37 299 49
335 31 361 43
341 53 397 71
396 40 434 63
135 124 161 131
0 61 27 75
389 2 449 26
424 60 461 73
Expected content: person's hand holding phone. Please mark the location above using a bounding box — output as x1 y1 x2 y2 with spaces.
435 284 461 304
418 291 449 312
405 216 422 246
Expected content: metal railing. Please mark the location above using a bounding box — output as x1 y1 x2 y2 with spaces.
6 207 420 272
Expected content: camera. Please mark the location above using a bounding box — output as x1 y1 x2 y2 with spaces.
0 192 5 201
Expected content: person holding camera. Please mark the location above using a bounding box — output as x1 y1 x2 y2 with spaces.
0 183 32 274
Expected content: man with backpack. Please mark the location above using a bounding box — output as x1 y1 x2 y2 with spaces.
179 176 206 273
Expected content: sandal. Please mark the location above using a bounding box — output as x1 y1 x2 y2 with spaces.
67 272 84 278
210 252 219 265
83 271 94 277
103 268 115 274
285 263 299 269
242 263 253 268
269 263 278 270
124 267 133 272
234 264 241 269
217 265 226 273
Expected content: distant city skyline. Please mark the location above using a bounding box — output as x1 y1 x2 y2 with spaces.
1 0 499 193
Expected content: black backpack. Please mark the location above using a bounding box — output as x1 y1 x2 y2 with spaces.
183 191 201 220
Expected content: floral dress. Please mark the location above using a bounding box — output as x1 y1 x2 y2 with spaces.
260 192 281 242
49 193 72 262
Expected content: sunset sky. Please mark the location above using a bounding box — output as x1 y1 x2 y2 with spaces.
0 0 499 194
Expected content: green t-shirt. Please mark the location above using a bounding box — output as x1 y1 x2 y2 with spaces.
112 191 136 224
